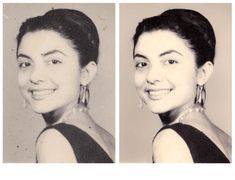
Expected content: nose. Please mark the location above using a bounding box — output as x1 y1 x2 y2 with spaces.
146 64 163 84
30 65 46 84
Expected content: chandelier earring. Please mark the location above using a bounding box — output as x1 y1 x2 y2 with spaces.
78 85 90 112
194 84 206 107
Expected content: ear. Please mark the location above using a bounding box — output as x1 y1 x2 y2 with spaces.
196 61 214 86
80 61 97 86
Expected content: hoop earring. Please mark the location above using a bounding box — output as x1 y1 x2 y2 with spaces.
194 84 206 107
78 85 90 111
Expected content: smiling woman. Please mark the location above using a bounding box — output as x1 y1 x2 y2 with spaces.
133 9 231 163
134 30 199 116
17 30 81 116
4 4 115 163
120 4 231 163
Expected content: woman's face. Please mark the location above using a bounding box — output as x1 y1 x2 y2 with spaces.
17 30 81 114
134 30 199 114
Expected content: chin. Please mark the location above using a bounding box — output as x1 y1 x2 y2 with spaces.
30 105 55 114
28 100 60 114
148 105 171 114
146 101 175 114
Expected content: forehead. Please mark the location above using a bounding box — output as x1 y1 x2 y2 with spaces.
18 30 75 55
134 30 193 56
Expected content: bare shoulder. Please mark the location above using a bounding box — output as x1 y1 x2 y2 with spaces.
217 128 231 148
36 128 77 163
96 125 115 160
213 125 232 160
152 128 193 163
96 125 115 147
67 111 115 161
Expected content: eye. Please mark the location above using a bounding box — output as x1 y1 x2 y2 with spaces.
48 59 62 65
165 59 178 65
135 62 148 69
18 62 31 69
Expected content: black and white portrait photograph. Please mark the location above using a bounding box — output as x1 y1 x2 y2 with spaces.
1 0 234 179
3 3 115 163
120 3 231 163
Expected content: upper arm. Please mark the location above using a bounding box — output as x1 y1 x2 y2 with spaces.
152 129 193 163
36 129 77 163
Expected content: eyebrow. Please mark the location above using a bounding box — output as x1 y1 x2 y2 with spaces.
159 50 183 57
134 49 183 60
17 49 66 60
17 53 31 60
41 50 66 57
133 54 147 60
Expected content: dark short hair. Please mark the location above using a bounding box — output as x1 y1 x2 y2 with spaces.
17 8 99 68
133 9 216 67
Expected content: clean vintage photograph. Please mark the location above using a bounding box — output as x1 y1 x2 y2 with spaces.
120 3 231 163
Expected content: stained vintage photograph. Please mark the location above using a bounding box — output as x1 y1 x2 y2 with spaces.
120 3 231 163
3 3 115 163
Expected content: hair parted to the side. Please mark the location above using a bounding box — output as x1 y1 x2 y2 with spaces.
16 8 100 68
133 9 216 68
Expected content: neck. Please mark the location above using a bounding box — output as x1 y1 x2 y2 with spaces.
42 102 79 125
159 102 198 125
42 111 63 125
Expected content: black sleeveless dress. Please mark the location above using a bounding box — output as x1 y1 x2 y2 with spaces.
153 123 230 163
37 123 113 163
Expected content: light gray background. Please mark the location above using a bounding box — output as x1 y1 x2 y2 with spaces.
120 3 232 162
3 3 115 163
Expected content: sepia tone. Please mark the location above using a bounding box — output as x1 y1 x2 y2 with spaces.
120 3 231 162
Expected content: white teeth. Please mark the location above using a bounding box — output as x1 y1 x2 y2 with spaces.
147 89 171 100
32 90 54 96
30 89 56 100
149 90 170 96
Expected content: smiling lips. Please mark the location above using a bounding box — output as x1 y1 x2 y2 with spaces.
146 88 172 100
29 89 56 100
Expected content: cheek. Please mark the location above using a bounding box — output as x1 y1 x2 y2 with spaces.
134 71 146 88
51 65 80 92
170 68 197 96
18 71 30 89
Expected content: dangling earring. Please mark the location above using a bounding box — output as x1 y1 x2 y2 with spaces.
78 85 90 112
23 99 27 109
194 84 206 107
139 99 144 109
